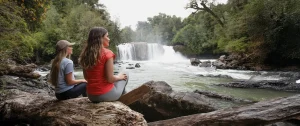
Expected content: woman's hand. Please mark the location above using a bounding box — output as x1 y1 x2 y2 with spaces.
65 73 87 85
80 79 87 83
118 73 127 80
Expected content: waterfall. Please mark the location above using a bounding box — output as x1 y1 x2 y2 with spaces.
117 42 187 61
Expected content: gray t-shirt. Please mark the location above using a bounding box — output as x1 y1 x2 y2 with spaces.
55 58 75 93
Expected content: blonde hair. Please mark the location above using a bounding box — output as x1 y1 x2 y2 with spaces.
49 47 70 86
79 27 108 69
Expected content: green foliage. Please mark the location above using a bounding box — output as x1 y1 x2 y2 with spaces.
132 13 183 44
147 13 183 44
61 4 116 57
239 0 300 65
1 0 121 64
0 1 31 62
172 11 219 55
16 0 51 31
183 0 300 66
224 37 248 53
120 26 136 43
2 0 300 67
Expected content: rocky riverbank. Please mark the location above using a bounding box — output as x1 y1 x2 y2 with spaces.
190 54 300 71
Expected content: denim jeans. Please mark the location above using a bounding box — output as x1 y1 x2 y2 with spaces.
55 82 87 100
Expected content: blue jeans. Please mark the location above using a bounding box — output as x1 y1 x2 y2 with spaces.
55 82 87 100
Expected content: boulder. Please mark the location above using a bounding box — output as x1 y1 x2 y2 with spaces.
0 75 54 97
129 81 218 122
0 75 147 125
0 89 147 126
190 58 201 66
199 61 212 67
135 63 141 68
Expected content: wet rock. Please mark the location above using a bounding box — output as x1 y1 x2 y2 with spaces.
129 81 218 122
126 66 135 69
197 74 232 79
135 63 141 68
199 61 212 67
193 89 256 103
212 54 250 70
219 55 226 62
0 75 54 98
212 60 225 68
215 80 300 92
190 58 201 66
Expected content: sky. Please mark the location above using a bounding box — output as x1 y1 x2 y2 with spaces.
100 0 228 30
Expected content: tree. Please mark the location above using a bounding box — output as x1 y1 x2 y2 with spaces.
16 0 51 31
0 1 39 63
120 26 136 43
187 0 224 27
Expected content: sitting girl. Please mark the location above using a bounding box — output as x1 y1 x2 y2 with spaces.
50 40 87 100
79 27 128 103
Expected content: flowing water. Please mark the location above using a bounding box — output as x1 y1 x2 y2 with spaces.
38 42 299 102
115 42 299 101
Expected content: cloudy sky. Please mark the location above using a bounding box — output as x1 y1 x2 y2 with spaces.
100 0 228 30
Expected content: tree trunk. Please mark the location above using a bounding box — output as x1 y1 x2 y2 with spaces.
200 2 224 27
148 94 300 126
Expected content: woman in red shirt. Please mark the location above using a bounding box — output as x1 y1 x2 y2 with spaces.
79 27 128 103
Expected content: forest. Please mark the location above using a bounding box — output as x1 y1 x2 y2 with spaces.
1 0 300 68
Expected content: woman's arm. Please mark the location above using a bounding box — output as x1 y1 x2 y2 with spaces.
65 72 87 85
105 58 127 83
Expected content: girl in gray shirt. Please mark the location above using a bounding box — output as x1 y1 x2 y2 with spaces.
50 40 87 100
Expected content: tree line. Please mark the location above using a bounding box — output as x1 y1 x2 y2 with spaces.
0 0 120 65
120 0 300 67
1 0 300 67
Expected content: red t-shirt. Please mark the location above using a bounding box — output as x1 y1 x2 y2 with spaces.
85 48 115 95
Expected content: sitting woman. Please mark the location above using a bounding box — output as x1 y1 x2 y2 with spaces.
79 27 128 103
50 40 87 100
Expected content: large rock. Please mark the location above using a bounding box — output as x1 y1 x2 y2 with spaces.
190 58 201 66
129 81 257 122
0 89 147 126
129 81 218 122
212 54 249 70
199 61 212 67
0 75 147 126
0 75 54 97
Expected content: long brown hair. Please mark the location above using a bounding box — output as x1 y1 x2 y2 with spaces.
49 46 70 86
79 27 108 69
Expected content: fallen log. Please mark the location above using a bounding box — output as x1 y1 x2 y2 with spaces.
119 84 151 105
0 89 147 126
148 94 300 126
0 63 40 79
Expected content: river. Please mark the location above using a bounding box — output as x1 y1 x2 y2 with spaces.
38 42 299 102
